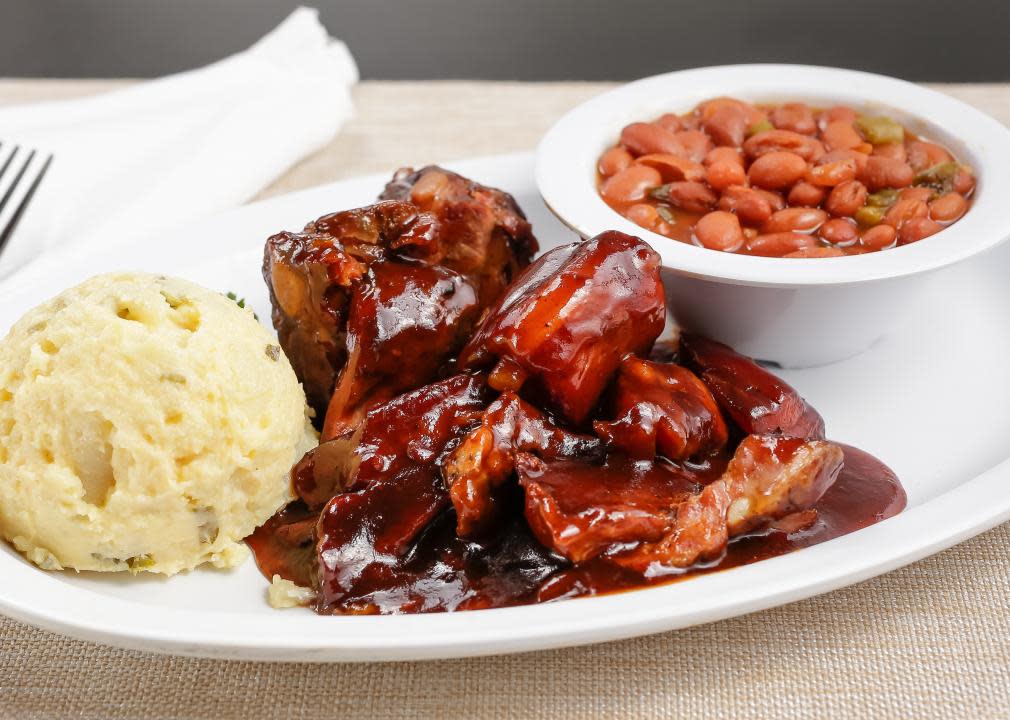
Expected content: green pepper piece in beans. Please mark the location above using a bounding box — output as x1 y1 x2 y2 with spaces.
746 119 774 137
656 205 677 224
855 115 905 145
915 162 959 185
866 188 900 207
855 205 886 227
914 162 962 194
648 184 672 202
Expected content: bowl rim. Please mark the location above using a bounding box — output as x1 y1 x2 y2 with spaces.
535 63 1010 288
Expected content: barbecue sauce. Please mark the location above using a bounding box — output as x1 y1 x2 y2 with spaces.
248 444 904 613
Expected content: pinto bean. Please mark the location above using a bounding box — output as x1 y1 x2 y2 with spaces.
703 104 748 147
788 182 825 207
929 192 969 223
598 147 633 177
705 160 747 191
763 207 827 234
898 217 944 245
635 154 706 182
906 141 953 173
807 158 858 186
899 186 934 203
860 223 897 250
698 97 765 124
718 186 774 226
746 232 817 257
819 105 858 130
748 151 808 190
697 97 736 119
808 140 827 162
704 146 744 166
600 165 662 204
744 130 823 161
819 149 869 173
859 156 914 191
825 180 868 217
741 102 766 125
656 113 683 132
756 189 786 212
784 246 846 258
873 143 907 162
770 103 817 135
661 181 718 214
818 218 859 246
626 203 661 229
620 122 684 157
882 198 928 229
674 130 714 162
680 113 701 131
953 167 976 196
694 210 745 251
821 121 864 152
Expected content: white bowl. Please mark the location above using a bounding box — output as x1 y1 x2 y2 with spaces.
536 64 1010 366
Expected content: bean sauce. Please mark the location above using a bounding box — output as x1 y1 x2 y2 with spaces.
598 98 975 257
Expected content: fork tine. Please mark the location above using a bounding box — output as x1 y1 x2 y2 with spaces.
0 149 35 217
0 152 52 256
0 146 18 184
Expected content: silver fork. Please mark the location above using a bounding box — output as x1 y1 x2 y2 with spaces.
0 143 53 257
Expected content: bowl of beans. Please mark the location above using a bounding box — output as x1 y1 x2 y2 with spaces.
536 65 1010 366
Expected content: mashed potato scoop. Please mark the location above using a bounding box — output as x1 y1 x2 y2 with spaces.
0 272 315 575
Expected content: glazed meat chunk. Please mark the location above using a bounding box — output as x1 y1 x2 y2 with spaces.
321 260 481 438
293 373 490 510
459 231 667 425
255 373 490 596
380 165 538 303
611 434 842 574
310 378 571 615
264 201 426 418
518 454 699 564
521 434 842 571
441 391 601 537
317 492 567 615
680 333 826 439
264 167 537 425
316 464 452 613
593 356 729 461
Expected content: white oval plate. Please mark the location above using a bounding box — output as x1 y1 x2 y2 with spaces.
1 152 1009 662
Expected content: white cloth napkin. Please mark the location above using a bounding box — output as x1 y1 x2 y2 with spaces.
0 7 358 278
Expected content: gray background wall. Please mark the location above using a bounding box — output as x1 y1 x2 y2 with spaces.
2 0 1008 81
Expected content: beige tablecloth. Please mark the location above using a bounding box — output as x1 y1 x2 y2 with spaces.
1 80 1009 720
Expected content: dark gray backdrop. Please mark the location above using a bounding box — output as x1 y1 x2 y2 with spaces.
2 0 1008 81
